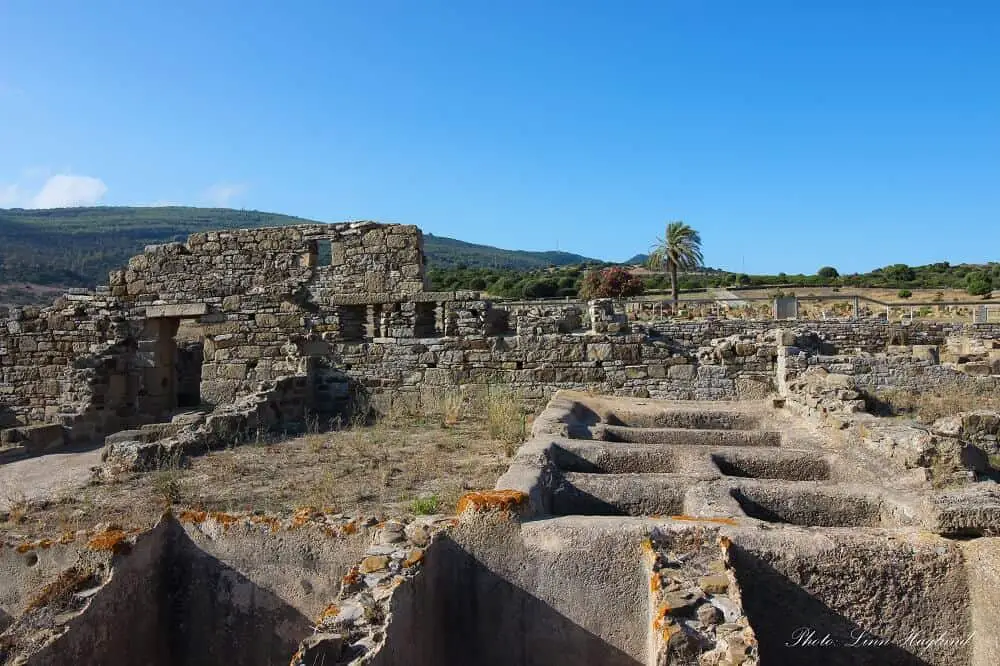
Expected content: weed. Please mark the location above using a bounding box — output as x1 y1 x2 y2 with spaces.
2 489 30 524
151 470 183 506
151 450 186 506
305 433 326 454
439 389 464 427
481 385 527 455
411 494 440 515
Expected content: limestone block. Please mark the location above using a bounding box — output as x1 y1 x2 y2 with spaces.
667 364 696 380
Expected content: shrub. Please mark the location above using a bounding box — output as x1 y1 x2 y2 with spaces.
578 267 645 299
557 276 576 289
966 271 993 297
898 289 912 299
884 264 916 283
817 266 839 279
152 469 183 506
522 279 559 299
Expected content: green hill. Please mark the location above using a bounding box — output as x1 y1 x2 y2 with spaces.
0 206 600 287
422 233 597 270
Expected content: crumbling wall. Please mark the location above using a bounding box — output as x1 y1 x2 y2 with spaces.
5 219 1000 450
0 294 146 441
112 223 426 305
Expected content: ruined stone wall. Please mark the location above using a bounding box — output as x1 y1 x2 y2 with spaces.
800 352 1000 395
5 219 1000 448
112 222 426 305
0 294 145 439
328 332 777 404
651 320 1000 354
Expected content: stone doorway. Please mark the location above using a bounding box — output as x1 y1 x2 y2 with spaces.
139 316 206 420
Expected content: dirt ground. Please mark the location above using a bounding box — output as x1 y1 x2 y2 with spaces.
0 410 518 542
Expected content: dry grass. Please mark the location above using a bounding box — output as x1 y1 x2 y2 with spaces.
872 385 1000 423
1 489 31 525
439 390 464 427
478 386 527 456
9 397 521 540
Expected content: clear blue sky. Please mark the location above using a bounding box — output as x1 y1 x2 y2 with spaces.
1 1 997 274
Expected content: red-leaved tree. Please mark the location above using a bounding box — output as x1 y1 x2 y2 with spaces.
579 267 645 299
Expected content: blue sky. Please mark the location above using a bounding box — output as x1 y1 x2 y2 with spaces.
1 1 997 273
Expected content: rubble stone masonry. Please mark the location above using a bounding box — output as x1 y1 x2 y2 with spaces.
1 221 998 449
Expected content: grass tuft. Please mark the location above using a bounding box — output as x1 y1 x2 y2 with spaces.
410 494 440 515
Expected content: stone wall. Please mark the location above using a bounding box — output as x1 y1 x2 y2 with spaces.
328 331 777 404
0 294 145 441
3 220 1000 450
651 320 1000 354
113 222 426 305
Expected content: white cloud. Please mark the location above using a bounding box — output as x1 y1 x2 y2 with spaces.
0 173 108 209
203 183 248 207
0 184 22 207
30 174 107 208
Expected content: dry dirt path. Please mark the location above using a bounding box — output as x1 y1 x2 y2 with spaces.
0 446 103 512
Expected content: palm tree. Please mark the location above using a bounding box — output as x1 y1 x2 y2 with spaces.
647 221 704 310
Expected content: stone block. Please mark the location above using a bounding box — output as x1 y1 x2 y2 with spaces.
668 364 696 380
624 366 648 379
145 302 208 318
586 343 614 362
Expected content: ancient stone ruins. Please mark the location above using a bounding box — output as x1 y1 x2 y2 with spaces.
2 221 1000 665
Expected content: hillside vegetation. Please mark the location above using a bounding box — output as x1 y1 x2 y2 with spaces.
0 206 996 303
0 206 599 288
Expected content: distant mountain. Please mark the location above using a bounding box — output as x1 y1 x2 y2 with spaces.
623 253 649 265
423 234 600 270
0 206 603 288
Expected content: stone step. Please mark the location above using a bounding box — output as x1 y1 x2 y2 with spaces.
596 425 781 447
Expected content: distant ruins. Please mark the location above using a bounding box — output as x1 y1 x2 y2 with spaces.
2 222 1000 665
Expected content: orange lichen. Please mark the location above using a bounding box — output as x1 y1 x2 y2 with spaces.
403 548 424 568
16 542 34 554
669 515 739 526
179 509 208 524
342 567 361 587
318 603 340 622
652 603 672 631
650 573 662 592
249 514 281 532
456 489 528 515
86 529 130 554
341 520 358 535
208 511 240 527
292 506 319 528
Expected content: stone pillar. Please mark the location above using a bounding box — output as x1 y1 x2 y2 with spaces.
773 297 798 320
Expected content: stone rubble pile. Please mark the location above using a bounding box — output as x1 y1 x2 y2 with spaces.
291 515 454 666
645 528 758 666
